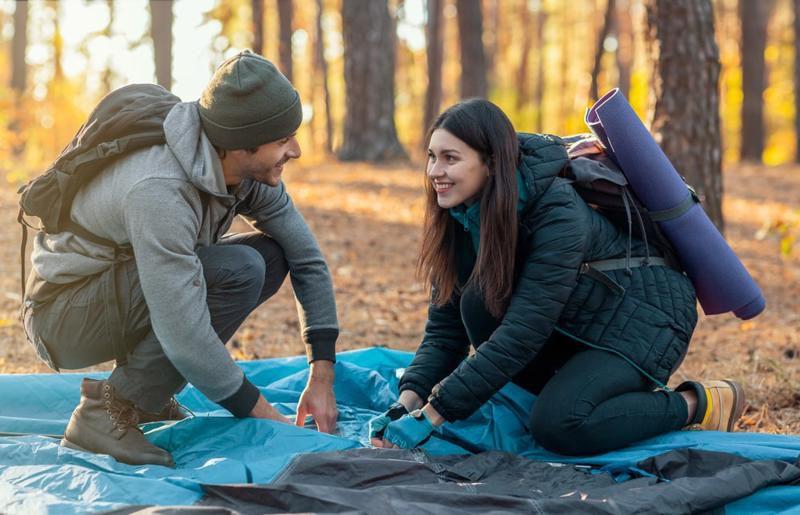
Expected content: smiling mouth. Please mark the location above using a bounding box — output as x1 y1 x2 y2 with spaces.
433 181 454 193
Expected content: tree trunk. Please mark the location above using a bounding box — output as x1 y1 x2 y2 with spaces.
252 0 264 55
338 0 408 162
484 0 500 87
794 0 800 162
277 0 293 81
53 2 64 81
558 8 570 132
150 0 173 90
11 0 28 93
645 0 724 232
10 0 28 162
590 0 616 102
532 7 547 133
423 0 444 135
739 0 769 163
515 0 533 112
615 0 633 98
314 0 332 153
456 0 488 98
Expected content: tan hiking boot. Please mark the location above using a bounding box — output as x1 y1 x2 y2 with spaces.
60 379 175 467
136 397 190 424
680 380 746 432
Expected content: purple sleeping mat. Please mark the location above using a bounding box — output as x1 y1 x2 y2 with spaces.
585 89 765 319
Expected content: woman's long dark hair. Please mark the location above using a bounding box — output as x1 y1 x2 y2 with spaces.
417 98 520 318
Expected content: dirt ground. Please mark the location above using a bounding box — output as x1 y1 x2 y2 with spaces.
1 160 798 433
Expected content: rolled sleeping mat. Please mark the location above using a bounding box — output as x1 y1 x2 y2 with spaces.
585 88 765 320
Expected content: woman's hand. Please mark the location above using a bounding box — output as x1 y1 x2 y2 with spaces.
375 403 444 449
368 391 426 447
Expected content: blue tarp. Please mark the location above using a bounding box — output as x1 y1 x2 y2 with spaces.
0 347 798 514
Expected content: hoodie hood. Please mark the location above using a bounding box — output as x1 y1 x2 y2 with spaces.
163 101 232 200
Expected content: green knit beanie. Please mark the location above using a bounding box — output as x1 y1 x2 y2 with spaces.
199 50 302 150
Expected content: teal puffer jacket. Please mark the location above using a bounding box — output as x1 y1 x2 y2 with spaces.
399 133 698 422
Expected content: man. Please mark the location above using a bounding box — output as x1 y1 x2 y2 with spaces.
21 51 339 467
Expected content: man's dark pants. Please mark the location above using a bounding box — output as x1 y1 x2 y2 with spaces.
22 232 288 412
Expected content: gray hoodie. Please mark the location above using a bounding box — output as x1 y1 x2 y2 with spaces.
31 101 338 408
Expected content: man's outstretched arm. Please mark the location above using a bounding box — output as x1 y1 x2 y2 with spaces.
241 181 340 433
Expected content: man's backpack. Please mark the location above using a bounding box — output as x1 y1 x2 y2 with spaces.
560 134 696 276
17 83 181 297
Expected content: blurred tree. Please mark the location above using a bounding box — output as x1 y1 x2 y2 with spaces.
484 0 499 86
102 0 116 94
532 3 546 133
456 0 487 98
339 0 407 161
314 0 332 153
53 5 64 82
206 1 239 65
150 0 174 90
10 0 28 161
515 0 533 113
590 0 615 102
615 0 633 98
645 0 724 231
739 0 769 163
795 0 800 163
277 0 293 81
423 0 444 135
252 0 264 55
11 0 28 94
558 7 570 132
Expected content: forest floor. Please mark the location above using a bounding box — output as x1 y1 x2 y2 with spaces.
1 160 798 433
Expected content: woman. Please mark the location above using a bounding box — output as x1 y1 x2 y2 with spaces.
368 99 745 456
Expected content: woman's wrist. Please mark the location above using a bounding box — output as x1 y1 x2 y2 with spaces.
422 403 445 426
398 390 424 412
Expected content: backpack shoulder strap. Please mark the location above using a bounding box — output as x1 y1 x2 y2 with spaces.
18 208 28 302
61 131 166 174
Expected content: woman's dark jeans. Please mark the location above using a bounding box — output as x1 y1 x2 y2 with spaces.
461 287 689 456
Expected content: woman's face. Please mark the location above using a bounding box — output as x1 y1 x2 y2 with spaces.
427 129 489 209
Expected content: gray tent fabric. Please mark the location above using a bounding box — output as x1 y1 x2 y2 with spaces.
110 448 800 514
189 448 800 514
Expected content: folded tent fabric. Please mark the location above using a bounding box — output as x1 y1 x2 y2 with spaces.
192 448 800 515
585 88 765 320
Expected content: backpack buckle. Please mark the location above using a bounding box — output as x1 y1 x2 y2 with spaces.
96 140 121 158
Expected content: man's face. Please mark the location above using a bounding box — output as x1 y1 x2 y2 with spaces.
229 134 301 187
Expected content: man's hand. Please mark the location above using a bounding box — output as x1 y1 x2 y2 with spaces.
295 360 338 433
250 394 292 424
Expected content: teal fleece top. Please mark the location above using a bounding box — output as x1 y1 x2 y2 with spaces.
449 169 530 253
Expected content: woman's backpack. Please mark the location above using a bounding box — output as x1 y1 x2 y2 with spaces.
560 134 698 274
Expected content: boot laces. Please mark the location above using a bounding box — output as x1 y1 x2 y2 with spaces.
163 397 193 419
163 397 181 419
102 384 141 431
